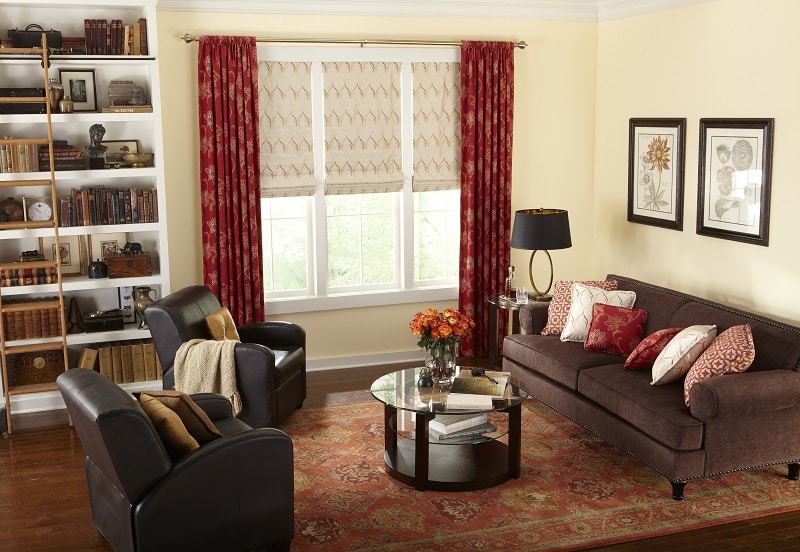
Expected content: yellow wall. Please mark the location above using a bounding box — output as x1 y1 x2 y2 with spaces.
156 11 598 362
593 0 800 323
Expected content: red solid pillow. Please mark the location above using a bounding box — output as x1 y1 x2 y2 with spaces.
624 327 683 369
584 303 648 356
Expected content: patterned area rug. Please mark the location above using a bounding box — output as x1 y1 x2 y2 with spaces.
282 398 800 551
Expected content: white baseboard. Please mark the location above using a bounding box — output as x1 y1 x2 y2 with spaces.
307 350 423 372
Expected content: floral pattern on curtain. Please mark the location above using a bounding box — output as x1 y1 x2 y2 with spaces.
198 35 264 324
458 41 515 357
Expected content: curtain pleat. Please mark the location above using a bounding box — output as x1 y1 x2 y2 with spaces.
458 41 515 357
197 36 265 323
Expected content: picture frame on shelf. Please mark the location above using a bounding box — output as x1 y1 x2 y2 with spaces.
118 285 136 324
697 118 774 246
627 118 686 230
103 140 140 166
39 235 85 275
22 196 53 222
58 69 97 112
88 232 130 262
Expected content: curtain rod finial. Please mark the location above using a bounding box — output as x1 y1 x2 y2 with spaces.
182 34 198 43
516 40 528 49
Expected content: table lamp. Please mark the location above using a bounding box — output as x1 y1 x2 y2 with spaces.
509 208 572 300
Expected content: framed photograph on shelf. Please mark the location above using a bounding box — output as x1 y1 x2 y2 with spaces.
39 235 85 275
627 118 686 230
697 118 774 246
88 232 130 262
58 69 97 112
103 140 140 166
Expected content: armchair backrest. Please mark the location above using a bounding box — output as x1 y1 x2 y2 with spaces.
56 369 171 504
145 285 222 386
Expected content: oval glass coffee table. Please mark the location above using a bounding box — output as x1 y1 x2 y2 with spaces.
370 367 530 491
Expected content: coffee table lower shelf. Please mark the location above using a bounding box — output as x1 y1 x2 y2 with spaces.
384 438 510 492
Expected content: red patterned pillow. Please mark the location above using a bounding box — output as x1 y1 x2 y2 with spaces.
541 279 618 336
624 327 683 369
684 324 754 406
584 303 648 356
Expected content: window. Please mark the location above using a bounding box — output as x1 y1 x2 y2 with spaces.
258 47 460 312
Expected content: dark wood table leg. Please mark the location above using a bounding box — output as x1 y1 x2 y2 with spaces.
508 403 521 478
384 404 396 453
414 411 432 491
488 300 499 369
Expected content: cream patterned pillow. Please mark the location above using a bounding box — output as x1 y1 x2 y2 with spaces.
541 279 619 336
651 325 717 385
560 283 637 343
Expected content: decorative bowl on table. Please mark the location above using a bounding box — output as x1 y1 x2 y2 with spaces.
122 152 154 168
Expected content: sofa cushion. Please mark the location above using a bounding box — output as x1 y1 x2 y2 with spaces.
585 303 647 356
684 324 755 406
624 327 683 369
541 279 618 336
651 325 717 385
137 389 223 444
139 393 200 460
504 334 618 391
577 365 704 451
561 283 637 343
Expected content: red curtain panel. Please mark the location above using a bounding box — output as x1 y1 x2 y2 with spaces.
197 36 264 324
458 41 515 357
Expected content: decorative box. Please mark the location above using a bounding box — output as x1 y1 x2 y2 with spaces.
106 253 153 278
84 309 125 333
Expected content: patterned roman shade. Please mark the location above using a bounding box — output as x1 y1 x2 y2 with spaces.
323 61 402 195
258 61 316 197
412 62 461 192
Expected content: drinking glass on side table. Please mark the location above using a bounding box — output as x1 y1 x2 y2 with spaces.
370 366 530 492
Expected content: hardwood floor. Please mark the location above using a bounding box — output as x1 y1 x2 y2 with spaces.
2 363 800 551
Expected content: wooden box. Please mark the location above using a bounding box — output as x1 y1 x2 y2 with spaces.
106 253 153 278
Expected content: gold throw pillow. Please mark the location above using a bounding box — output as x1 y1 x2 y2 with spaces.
204 306 241 341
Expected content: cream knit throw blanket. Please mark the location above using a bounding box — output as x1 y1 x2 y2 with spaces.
174 338 241 416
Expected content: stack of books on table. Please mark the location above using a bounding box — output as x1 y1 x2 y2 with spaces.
428 413 496 441
450 371 511 398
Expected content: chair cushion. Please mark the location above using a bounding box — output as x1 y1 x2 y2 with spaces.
139 393 200 460
205 306 241 341
138 390 223 444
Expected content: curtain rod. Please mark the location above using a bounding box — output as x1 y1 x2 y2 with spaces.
180 34 527 49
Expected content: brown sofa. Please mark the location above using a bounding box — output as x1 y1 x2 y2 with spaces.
502 274 800 499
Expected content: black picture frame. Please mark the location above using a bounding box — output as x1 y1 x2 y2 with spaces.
627 118 686 230
697 118 774 246
58 69 97 112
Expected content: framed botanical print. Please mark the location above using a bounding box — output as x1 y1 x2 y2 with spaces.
697 118 774 246
627 118 686 230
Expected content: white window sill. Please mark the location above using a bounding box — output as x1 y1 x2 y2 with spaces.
265 286 458 315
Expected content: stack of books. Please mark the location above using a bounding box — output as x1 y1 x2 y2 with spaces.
90 339 163 384
428 413 496 441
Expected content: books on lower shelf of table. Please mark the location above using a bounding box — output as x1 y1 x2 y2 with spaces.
429 412 487 434
430 422 497 441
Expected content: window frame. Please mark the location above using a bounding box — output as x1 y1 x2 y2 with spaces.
258 46 460 314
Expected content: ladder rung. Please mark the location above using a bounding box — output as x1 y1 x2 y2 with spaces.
2 341 65 357
0 137 49 145
0 47 45 56
0 96 46 104
1 299 62 313
7 382 60 396
0 179 53 188
0 220 57 231
0 260 58 271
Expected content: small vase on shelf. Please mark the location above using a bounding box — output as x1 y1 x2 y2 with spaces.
134 287 157 330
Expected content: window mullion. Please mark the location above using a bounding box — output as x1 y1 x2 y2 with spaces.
311 60 328 297
400 61 414 291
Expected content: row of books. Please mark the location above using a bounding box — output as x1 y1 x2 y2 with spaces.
0 266 59 288
78 339 163 384
59 186 159 227
85 18 149 56
0 143 39 173
1 297 63 341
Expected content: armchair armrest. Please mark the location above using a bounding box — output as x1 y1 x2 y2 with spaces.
189 392 234 421
237 321 306 348
690 370 800 420
135 428 294 550
519 301 550 335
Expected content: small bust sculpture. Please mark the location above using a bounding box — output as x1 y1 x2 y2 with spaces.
86 123 107 158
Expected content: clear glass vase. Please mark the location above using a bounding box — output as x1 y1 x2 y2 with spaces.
426 342 457 385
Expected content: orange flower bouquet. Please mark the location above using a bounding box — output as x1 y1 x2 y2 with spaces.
410 308 475 384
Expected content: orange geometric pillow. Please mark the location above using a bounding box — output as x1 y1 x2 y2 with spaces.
683 324 754 406
540 279 618 336
624 327 683 369
584 303 648 356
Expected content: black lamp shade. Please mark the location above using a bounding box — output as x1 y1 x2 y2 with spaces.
510 209 572 251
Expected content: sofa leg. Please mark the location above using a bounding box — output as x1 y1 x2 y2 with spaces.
788 463 800 480
671 481 686 500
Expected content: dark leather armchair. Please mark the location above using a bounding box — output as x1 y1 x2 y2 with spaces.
144 285 306 428
56 368 294 552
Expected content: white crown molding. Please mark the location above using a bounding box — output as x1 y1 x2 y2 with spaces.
157 0 713 21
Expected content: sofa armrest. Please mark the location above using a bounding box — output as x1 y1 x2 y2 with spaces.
519 301 550 335
237 321 306 348
690 370 800 420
